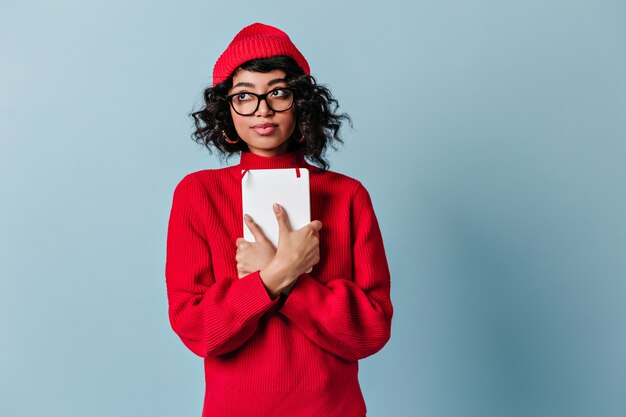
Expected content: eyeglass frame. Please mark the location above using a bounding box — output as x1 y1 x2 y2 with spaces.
225 87 296 116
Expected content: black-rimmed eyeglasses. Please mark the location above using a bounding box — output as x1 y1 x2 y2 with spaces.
226 88 295 116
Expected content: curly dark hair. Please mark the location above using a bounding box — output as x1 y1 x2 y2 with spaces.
189 55 352 170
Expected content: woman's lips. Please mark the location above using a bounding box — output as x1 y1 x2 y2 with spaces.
251 124 277 135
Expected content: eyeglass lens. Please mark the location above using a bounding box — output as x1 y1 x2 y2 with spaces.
230 89 293 115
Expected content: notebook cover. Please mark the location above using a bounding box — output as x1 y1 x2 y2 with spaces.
241 168 311 251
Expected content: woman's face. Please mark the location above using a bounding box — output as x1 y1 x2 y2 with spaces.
227 68 297 157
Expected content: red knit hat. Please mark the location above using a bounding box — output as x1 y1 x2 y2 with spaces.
212 22 310 86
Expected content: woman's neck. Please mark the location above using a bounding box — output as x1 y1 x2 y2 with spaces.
238 149 308 170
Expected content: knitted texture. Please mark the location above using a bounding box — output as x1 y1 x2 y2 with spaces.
212 22 311 86
165 149 393 417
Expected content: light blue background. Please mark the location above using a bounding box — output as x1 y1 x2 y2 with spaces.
1 1 625 416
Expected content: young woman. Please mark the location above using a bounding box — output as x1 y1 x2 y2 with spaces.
165 22 393 417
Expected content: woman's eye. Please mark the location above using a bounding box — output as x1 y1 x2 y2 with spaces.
231 92 253 102
270 89 289 97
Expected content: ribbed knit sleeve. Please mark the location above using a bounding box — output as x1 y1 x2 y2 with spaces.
165 174 281 358
279 182 393 361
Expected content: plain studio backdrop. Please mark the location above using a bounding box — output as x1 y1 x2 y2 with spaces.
1 1 625 416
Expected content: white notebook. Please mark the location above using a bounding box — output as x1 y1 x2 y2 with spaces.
241 168 311 272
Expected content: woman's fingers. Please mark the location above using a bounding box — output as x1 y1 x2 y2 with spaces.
273 203 293 237
244 214 270 243
308 220 323 233
268 204 322 277
235 225 277 279
237 267 250 279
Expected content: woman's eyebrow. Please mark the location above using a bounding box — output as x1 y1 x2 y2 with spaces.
231 78 287 89
267 78 287 86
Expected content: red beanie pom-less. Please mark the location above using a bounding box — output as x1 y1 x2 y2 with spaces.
212 22 310 86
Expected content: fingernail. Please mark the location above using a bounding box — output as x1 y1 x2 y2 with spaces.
244 214 252 222
273 203 280 214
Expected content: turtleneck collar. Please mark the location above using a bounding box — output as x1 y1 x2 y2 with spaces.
238 149 308 170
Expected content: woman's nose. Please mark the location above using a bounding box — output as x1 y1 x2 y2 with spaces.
255 97 274 116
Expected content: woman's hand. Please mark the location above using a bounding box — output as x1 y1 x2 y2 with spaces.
259 203 323 298
235 215 277 279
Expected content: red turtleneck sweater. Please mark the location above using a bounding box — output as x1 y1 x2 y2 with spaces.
165 150 393 417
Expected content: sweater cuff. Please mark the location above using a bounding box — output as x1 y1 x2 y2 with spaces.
278 274 326 324
231 270 281 322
